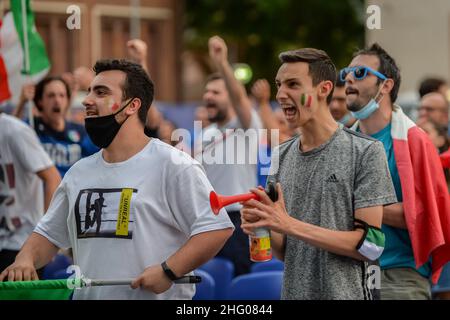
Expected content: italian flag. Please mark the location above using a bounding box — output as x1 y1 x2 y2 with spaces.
357 227 385 261
0 0 50 105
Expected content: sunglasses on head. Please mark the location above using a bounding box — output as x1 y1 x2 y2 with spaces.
339 66 387 82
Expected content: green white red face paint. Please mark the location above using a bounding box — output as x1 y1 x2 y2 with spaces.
104 96 119 112
300 93 312 107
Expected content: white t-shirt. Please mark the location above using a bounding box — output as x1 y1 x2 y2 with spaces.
195 110 262 211
34 139 233 300
0 113 53 251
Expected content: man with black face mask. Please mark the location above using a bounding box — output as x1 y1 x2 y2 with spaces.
343 43 450 299
0 59 234 300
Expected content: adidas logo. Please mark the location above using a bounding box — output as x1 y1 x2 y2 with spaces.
326 174 338 183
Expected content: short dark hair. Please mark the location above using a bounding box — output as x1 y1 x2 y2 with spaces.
93 59 154 125
419 77 447 98
34 76 71 111
279 48 336 104
354 43 401 103
205 72 223 85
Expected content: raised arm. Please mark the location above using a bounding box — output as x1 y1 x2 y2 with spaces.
208 36 253 129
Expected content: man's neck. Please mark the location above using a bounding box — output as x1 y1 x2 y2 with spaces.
43 116 66 132
102 120 151 163
358 102 393 135
299 108 339 153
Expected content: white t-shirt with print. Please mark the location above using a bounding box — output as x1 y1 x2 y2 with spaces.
195 110 262 211
34 138 233 300
0 113 53 251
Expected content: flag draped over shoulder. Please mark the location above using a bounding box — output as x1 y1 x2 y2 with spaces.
0 0 50 105
390 106 450 284
0 280 73 300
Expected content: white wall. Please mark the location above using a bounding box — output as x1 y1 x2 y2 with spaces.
365 0 450 94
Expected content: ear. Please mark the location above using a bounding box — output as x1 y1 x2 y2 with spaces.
381 79 394 97
317 80 333 103
125 98 142 115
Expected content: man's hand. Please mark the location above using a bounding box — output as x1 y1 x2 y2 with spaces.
131 264 172 294
0 257 38 282
251 79 271 105
19 84 35 103
240 183 292 235
208 35 228 66
127 39 148 66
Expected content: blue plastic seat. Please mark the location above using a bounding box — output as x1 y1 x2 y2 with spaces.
51 268 74 280
198 257 234 300
432 262 450 295
250 259 284 273
227 271 283 300
42 254 72 280
192 269 215 300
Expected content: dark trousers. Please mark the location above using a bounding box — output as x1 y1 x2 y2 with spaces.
216 211 253 276
0 249 44 279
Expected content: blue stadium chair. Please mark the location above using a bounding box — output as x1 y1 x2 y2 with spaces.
432 262 450 296
52 268 74 280
42 254 72 280
250 259 284 273
227 271 283 300
192 269 215 300
198 257 234 300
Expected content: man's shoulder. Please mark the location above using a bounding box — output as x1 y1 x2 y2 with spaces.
1 114 37 138
147 139 199 169
339 127 382 154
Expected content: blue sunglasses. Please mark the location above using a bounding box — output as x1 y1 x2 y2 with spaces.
339 66 387 82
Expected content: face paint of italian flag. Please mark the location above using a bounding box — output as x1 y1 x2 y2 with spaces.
357 227 385 261
300 93 312 107
105 97 119 112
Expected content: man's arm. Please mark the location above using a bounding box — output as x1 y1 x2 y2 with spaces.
208 36 253 129
36 166 61 211
127 39 162 132
241 184 381 261
268 231 286 261
131 228 232 294
382 203 407 229
0 233 59 281
13 84 35 119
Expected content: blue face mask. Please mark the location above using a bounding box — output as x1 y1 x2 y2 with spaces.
350 81 386 120
350 99 379 120
338 113 354 126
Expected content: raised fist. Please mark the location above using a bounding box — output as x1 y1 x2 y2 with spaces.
208 35 228 65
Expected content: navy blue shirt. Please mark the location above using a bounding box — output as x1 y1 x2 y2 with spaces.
32 117 99 177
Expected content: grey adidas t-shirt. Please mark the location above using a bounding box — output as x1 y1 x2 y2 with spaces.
267 125 397 300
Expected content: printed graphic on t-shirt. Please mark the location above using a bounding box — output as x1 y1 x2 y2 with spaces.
0 162 18 236
0 162 15 207
74 188 137 239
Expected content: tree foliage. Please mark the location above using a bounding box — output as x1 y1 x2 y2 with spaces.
185 0 365 88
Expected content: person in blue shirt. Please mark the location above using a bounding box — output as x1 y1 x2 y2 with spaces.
31 76 98 176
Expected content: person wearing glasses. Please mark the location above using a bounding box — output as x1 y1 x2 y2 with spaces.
417 92 449 129
341 43 450 300
329 76 356 128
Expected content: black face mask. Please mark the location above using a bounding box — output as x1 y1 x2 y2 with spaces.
85 99 133 149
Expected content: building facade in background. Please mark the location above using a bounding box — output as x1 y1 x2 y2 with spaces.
1 0 183 102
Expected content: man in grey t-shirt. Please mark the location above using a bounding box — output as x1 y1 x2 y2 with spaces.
241 48 397 299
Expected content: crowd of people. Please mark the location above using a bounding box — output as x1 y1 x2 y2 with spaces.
0 35 450 300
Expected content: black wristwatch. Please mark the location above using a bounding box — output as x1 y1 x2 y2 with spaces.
161 261 179 281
